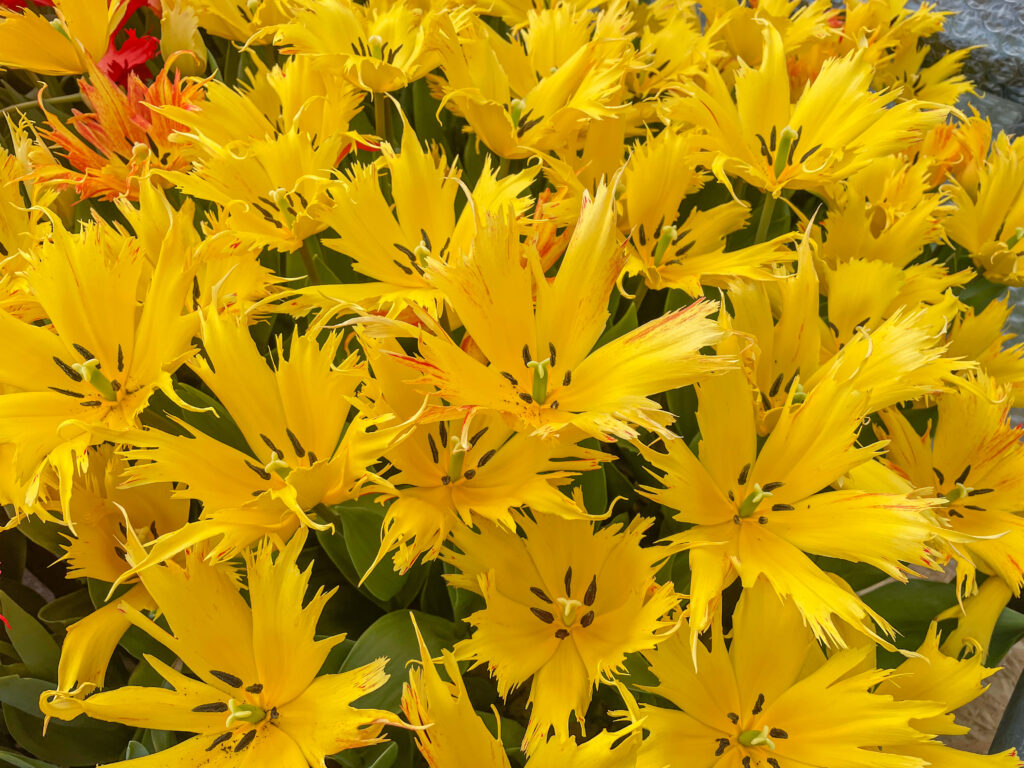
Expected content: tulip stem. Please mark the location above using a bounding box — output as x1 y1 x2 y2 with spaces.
299 242 321 285
1 92 81 115
755 194 777 243
374 95 391 146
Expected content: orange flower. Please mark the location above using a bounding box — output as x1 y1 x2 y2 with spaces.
32 63 205 201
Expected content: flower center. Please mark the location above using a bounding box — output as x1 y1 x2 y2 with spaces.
225 698 266 728
72 358 118 401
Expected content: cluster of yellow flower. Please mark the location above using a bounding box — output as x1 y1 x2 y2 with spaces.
1 0 1024 766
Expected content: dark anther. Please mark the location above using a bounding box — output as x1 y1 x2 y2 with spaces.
949 510 964 518
584 576 597 606
728 490 735 501
968 488 994 496
768 373 783 398
209 670 243 688
49 386 84 398
799 143 823 164
149 521 159 539
737 463 750 485
787 136 798 164
441 475 451 486
307 451 318 464
427 434 439 463
206 733 231 752
192 702 229 713
548 343 557 367
742 757 751 768
501 371 518 386
531 607 555 624
286 428 306 458
563 370 572 387
965 505 985 511
438 421 448 447
234 730 257 752
758 516 768 524
522 344 532 367
768 759 781 768
420 228 432 251
826 320 840 336
756 133 771 160
580 611 595 627
769 728 788 739
260 434 282 456
933 467 945 484
393 243 417 262
392 259 414 275
54 357 83 382
72 343 95 360
79 400 102 407
192 276 201 308
715 738 730 757
771 504 794 511
555 628 570 639
531 586 552 603
727 712 739 724
464 469 477 480
478 449 496 467
733 515 741 524
246 683 264 694
117 344 125 372
564 567 573 594
955 465 971 485
752 692 765 715
769 125 777 152
550 400 559 409
469 428 488 447
761 391 772 410
761 481 784 492
270 707 279 721
245 461 272 481
110 380 121 392
519 393 534 404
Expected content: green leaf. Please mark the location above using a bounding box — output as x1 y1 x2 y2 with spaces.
0 747 55 768
860 580 955 667
172 382 251 454
957 272 1008 313
37 589 93 628
990 606 1024 665
0 592 59 680
125 741 150 759
596 304 637 349
340 610 459 713
334 500 423 604
3 704 132 766
0 676 48 716
10 517 64 557
991 664 1024 756
366 742 398 768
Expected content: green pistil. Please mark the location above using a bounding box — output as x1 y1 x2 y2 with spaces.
1006 227 1024 250
773 126 799 177
447 439 468 480
943 483 971 504
264 452 291 480
268 188 295 226
737 483 772 518
413 241 430 266
555 597 582 625
526 358 551 404
510 99 526 128
738 726 775 750
652 225 678 266
225 698 265 727
368 34 385 59
71 359 117 401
